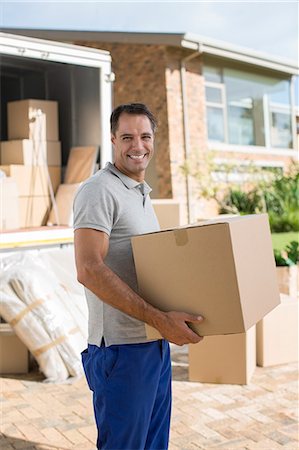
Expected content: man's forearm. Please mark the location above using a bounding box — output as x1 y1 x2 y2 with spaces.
78 259 204 346
79 261 165 329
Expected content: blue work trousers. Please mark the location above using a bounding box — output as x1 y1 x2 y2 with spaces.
81 340 172 450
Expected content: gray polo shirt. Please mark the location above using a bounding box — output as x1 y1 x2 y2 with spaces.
73 162 160 346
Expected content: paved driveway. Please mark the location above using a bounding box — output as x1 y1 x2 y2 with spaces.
1 346 298 449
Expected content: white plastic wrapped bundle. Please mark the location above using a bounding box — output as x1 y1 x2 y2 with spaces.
1 282 69 381
41 247 88 339
0 251 87 380
9 276 83 377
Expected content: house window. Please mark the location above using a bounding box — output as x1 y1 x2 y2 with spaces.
227 98 255 145
205 83 227 142
268 80 292 148
270 105 292 148
203 65 293 149
223 68 265 147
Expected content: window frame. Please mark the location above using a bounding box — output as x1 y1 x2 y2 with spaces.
203 64 297 153
205 81 228 143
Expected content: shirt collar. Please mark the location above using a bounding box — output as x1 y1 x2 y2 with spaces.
106 162 152 194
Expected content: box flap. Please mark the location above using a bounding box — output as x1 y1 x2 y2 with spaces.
132 213 269 239
230 214 281 329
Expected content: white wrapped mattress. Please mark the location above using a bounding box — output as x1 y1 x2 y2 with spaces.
0 249 88 381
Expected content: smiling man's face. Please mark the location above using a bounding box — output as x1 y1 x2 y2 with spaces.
111 113 155 182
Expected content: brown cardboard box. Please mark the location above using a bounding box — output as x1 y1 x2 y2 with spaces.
0 324 29 374
8 99 59 141
189 326 256 384
0 165 61 196
1 140 61 166
0 177 19 230
64 146 98 183
19 196 51 227
131 214 280 338
256 295 298 367
151 199 181 229
276 266 298 299
47 183 81 226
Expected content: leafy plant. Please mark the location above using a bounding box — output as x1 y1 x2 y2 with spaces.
285 241 299 264
274 240 299 266
274 249 289 266
181 154 264 210
261 163 299 232
219 188 262 215
183 154 299 233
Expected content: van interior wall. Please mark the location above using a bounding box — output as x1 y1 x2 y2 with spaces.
0 55 102 172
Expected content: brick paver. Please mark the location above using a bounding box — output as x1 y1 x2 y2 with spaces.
0 346 298 450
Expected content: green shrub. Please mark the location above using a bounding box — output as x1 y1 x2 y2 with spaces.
218 162 299 232
184 155 298 232
219 188 262 215
285 241 299 264
274 240 299 266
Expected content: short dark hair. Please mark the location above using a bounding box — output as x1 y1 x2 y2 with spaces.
110 103 157 135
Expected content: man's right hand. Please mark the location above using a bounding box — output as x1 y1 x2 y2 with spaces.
155 311 204 346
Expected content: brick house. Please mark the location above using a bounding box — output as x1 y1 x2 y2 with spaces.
4 30 298 223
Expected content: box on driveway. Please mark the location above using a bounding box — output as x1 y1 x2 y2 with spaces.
131 214 280 338
256 294 298 367
188 326 256 384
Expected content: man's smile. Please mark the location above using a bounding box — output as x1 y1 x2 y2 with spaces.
128 154 148 160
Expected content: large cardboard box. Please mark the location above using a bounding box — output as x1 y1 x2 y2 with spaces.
0 165 61 196
0 177 19 231
189 326 256 385
0 324 29 374
8 99 59 141
19 196 51 227
131 214 280 337
256 295 298 367
151 199 181 230
1 140 61 166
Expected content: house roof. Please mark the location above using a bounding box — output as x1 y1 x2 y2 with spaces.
1 29 298 75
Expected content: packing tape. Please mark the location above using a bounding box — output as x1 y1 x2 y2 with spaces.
173 228 189 246
32 327 80 357
9 299 44 327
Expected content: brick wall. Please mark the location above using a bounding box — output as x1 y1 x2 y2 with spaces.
74 40 211 223
75 41 172 199
163 47 209 222
164 48 187 221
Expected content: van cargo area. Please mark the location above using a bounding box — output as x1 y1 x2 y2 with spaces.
0 34 113 376
0 32 112 169
0 32 112 237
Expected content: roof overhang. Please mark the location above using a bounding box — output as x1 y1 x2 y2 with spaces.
1 28 298 75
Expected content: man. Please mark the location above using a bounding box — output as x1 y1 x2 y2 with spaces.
73 103 204 450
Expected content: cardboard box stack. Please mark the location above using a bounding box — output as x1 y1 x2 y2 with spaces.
0 99 61 228
48 146 98 226
132 213 281 385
